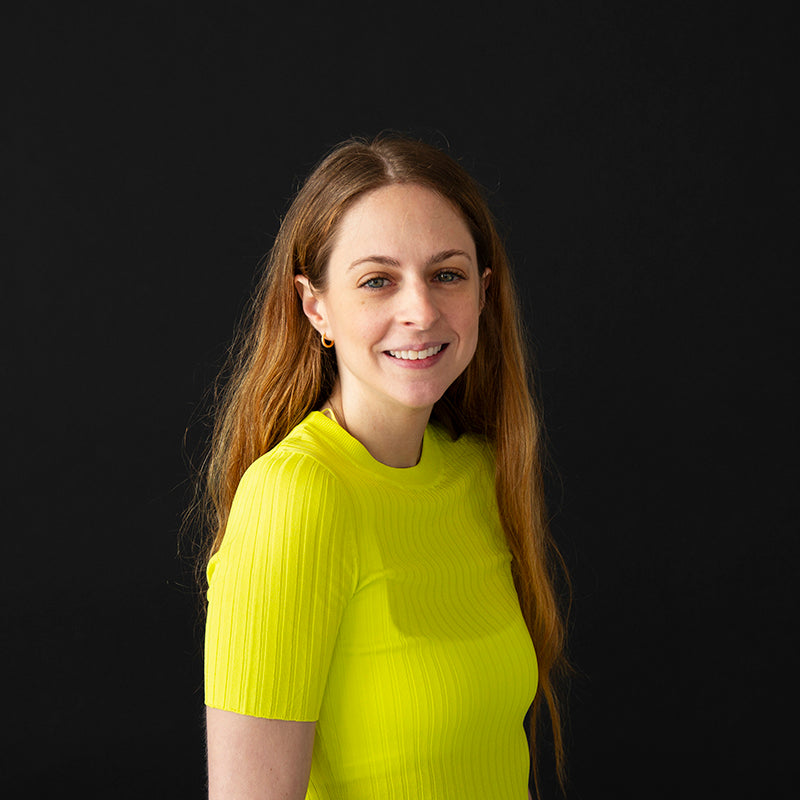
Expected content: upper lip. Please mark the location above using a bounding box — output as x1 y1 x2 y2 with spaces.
384 342 447 352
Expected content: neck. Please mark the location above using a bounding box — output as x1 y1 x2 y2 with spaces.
326 389 431 468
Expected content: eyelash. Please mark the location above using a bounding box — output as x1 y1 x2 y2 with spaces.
358 270 466 290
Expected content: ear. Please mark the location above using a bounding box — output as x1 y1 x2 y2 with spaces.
479 268 491 311
294 275 329 335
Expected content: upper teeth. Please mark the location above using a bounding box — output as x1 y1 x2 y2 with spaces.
388 345 443 360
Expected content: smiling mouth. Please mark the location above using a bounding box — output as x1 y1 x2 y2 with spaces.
386 344 446 361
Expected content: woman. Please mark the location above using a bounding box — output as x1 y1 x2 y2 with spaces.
200 134 569 799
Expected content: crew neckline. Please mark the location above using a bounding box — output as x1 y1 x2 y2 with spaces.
306 410 443 487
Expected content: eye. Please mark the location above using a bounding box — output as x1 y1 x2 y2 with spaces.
434 270 465 283
359 276 390 290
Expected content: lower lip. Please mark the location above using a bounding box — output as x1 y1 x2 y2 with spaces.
383 346 448 369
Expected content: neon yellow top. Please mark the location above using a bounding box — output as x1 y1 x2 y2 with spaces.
205 411 537 798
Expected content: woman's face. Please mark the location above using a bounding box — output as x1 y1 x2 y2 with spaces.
296 183 489 424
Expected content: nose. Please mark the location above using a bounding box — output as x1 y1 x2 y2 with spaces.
397 278 441 329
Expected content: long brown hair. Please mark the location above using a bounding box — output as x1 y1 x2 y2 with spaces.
195 134 569 794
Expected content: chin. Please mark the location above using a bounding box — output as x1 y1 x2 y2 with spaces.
391 385 451 413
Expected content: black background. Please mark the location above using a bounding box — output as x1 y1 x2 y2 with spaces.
6 2 795 798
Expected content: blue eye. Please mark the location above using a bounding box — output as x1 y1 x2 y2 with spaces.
361 277 389 289
435 270 463 283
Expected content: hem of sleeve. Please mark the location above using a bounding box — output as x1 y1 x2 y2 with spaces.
204 699 319 724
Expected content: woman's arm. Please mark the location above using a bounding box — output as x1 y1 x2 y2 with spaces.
206 707 316 799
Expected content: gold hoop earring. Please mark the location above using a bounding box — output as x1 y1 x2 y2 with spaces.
321 334 334 348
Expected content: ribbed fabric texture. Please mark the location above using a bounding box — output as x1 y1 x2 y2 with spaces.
205 411 538 799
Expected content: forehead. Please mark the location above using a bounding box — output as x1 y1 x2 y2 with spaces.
329 183 476 262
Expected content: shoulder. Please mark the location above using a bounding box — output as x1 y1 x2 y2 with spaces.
227 454 346 555
421 426 497 506
428 425 495 472
212 427 358 587
217 416 359 558
235 413 344 502
238 442 335 502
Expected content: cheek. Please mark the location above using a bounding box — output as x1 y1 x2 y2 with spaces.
331 306 387 346
451 301 483 340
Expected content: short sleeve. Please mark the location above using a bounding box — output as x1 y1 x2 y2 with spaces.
204 450 357 721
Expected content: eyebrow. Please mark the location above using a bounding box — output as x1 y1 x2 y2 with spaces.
348 249 473 272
